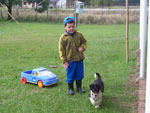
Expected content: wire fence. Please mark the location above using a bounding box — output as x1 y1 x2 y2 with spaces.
0 6 140 24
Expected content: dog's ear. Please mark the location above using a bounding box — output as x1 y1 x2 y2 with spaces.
90 84 94 90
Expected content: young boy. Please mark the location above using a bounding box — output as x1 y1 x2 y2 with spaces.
59 16 87 95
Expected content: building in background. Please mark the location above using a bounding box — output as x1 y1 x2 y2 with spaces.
49 0 74 8
22 0 141 9
22 0 36 8
22 0 69 9
49 0 67 8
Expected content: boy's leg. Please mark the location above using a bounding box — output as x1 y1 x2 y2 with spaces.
68 82 74 95
76 80 85 93
75 60 85 93
66 61 76 95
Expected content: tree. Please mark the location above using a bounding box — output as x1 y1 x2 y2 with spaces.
97 0 104 7
0 0 22 20
90 0 95 7
29 0 49 13
104 0 114 6
50 0 59 8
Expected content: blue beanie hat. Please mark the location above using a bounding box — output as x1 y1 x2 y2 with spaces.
64 16 75 25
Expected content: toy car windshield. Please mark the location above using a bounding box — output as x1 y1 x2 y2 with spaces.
39 69 54 77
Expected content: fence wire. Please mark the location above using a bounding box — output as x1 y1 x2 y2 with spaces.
0 6 140 25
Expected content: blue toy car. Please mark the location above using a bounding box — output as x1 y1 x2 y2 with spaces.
20 67 59 88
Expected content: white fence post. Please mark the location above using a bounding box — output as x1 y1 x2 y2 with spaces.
145 1 150 112
139 0 147 78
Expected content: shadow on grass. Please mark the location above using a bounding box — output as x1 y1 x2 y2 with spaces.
23 82 59 89
100 95 129 113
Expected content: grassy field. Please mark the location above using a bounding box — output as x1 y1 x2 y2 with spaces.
0 21 139 113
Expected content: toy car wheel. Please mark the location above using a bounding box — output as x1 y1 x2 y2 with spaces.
38 80 44 88
21 77 27 84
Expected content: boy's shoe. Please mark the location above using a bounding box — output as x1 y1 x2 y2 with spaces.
69 89 74 95
76 80 85 94
77 88 85 94
68 83 74 95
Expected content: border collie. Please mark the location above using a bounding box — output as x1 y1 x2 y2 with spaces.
89 73 104 108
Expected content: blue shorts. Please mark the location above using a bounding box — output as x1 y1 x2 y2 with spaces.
66 60 84 83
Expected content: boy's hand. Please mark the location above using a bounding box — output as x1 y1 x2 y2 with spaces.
63 62 69 69
78 47 83 53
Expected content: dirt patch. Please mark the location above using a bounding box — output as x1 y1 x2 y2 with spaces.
127 73 139 113
126 48 140 113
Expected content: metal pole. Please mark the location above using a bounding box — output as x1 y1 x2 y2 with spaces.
145 1 150 112
126 0 129 62
139 0 147 78
74 0 78 27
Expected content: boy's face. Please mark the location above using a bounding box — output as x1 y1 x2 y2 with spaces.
64 23 76 34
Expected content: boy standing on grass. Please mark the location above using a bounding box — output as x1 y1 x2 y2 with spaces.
59 16 87 95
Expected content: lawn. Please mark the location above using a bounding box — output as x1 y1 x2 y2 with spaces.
0 21 139 113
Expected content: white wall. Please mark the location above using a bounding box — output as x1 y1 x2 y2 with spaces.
56 0 66 8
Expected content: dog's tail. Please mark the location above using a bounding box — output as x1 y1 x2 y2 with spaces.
94 73 101 79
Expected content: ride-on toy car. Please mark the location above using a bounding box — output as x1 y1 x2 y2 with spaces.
20 67 59 88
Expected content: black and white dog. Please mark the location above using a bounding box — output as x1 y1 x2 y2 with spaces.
89 73 104 109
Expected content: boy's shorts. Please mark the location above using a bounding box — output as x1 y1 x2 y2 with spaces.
66 60 84 83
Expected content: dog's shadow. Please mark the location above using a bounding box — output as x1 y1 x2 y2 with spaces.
99 95 127 112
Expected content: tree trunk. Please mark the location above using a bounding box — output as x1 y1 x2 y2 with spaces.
47 8 49 19
1 10 3 19
8 1 12 20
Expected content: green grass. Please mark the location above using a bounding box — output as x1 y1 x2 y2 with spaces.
0 21 139 113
